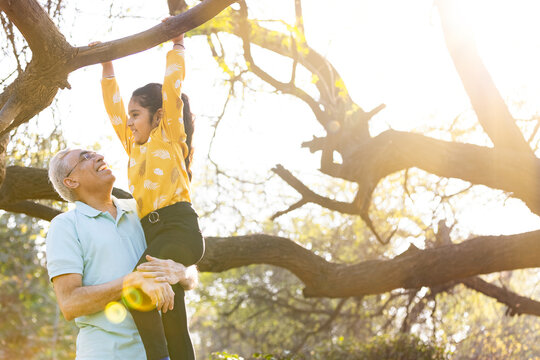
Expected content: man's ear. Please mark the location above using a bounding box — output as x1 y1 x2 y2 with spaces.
63 177 80 190
152 108 163 128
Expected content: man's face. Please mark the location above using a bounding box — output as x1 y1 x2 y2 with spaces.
64 149 115 192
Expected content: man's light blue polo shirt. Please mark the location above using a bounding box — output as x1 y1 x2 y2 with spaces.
46 198 146 360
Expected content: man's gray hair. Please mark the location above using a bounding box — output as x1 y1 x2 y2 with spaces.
48 149 78 203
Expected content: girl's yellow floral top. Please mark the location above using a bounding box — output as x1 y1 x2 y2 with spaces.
101 49 190 219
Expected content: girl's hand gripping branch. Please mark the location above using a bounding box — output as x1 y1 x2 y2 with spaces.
162 17 185 49
89 41 115 78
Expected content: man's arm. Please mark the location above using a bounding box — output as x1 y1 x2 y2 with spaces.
52 271 175 321
52 273 124 321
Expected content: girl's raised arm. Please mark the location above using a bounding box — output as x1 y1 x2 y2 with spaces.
100 61 132 155
89 41 133 155
160 33 188 157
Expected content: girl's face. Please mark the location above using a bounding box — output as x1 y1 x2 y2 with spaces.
127 98 161 145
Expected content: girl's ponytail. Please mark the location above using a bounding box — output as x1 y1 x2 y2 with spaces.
181 93 194 181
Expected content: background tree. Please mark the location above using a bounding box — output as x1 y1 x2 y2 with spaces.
2 0 540 358
0 117 78 359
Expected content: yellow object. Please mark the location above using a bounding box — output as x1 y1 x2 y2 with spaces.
102 50 191 218
104 301 127 324
122 286 156 312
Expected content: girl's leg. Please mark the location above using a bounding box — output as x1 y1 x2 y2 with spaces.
141 226 203 360
162 284 195 360
128 307 170 360
137 204 204 360
126 240 172 360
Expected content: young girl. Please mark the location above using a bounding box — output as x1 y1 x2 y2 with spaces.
100 31 204 360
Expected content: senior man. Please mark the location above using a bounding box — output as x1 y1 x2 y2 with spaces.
46 148 197 360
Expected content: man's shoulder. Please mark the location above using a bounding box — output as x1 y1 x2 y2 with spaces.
47 209 80 245
50 208 78 227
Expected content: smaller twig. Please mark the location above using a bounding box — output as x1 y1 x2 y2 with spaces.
0 69 17 87
365 103 386 120
271 164 360 219
402 168 412 201
0 13 23 74
270 199 307 220
526 115 540 146
236 1 325 123
362 213 398 245
289 298 348 356
219 297 246 317
301 136 325 153
462 276 540 317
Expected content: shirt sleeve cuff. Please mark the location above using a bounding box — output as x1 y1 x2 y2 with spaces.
49 268 83 282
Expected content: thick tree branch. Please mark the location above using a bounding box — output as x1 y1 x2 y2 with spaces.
0 166 61 203
69 0 236 71
199 230 540 298
291 129 540 238
168 0 189 15
0 0 236 139
0 0 71 57
5 164 540 306
0 166 131 212
437 0 532 155
1 201 61 221
294 0 304 34
327 130 540 216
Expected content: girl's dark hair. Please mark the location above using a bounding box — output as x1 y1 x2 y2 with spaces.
132 84 195 181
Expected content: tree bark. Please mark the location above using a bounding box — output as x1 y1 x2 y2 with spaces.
346 130 540 216
69 0 236 71
0 0 235 137
2 0 540 317
3 164 539 302
199 230 540 298
0 0 236 198
462 277 540 317
0 166 132 219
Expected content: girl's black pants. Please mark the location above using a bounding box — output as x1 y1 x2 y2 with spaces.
127 201 205 360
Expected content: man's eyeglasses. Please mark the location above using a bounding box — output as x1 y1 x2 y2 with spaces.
65 151 97 178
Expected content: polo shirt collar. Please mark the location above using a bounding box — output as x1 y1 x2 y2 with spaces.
75 197 134 218
75 201 102 218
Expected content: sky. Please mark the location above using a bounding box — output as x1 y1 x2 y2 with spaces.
19 0 540 237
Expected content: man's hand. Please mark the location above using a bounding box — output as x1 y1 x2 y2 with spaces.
137 255 198 290
123 271 175 313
